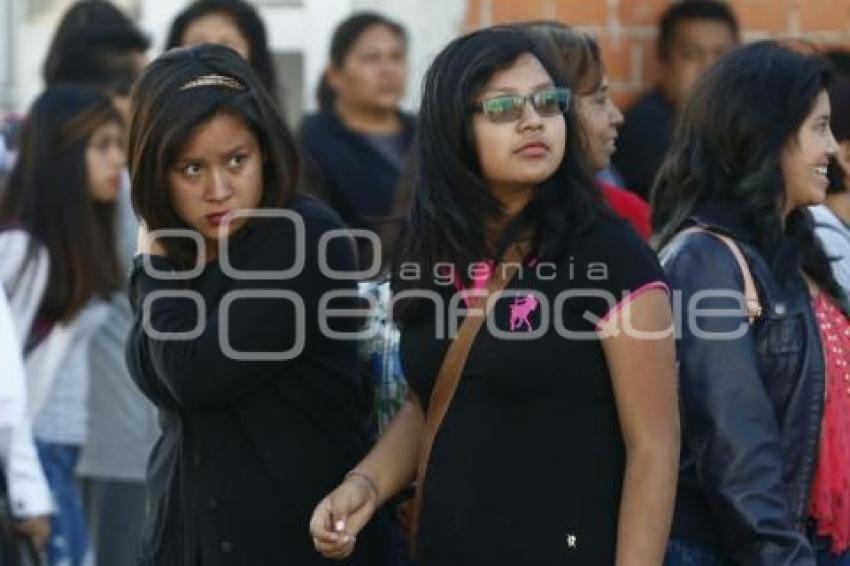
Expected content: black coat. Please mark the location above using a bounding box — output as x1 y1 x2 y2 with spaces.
660 203 825 565
298 110 415 268
126 196 392 566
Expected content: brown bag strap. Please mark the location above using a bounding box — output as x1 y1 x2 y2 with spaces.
409 245 525 552
679 227 762 324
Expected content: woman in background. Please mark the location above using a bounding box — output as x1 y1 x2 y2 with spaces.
0 85 126 566
167 0 279 100
299 11 414 269
654 41 850 564
526 21 652 239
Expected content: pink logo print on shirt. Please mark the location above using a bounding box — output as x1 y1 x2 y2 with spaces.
509 294 539 332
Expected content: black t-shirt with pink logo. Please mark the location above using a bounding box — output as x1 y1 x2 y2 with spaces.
400 215 666 565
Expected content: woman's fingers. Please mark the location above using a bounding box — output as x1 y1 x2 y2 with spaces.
310 490 365 559
311 478 380 559
309 497 341 543
313 533 356 559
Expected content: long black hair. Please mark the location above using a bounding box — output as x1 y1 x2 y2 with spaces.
128 44 299 269
44 0 150 87
0 85 123 324
166 0 278 98
652 40 848 314
392 25 602 325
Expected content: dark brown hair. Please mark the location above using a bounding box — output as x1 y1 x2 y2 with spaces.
0 85 123 324
522 21 603 95
128 44 300 268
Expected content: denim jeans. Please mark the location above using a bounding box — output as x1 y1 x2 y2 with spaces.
35 441 88 566
664 538 735 566
667 535 850 565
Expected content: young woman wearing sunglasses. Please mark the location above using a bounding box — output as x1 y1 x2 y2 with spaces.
310 26 679 565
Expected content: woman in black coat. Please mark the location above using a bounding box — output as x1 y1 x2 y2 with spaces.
125 44 391 566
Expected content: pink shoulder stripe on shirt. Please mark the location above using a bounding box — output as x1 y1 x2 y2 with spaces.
595 280 670 331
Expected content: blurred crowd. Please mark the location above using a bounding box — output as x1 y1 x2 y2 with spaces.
0 1 849 565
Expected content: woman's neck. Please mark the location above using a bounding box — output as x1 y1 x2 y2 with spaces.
485 183 534 247
334 99 401 134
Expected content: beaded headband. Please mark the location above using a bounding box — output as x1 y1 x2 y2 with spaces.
179 74 245 91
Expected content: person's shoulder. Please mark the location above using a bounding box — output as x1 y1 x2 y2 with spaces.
399 111 417 129
0 226 43 256
299 111 337 133
622 88 671 123
601 183 649 211
259 194 346 237
574 212 645 251
659 228 747 289
279 195 354 257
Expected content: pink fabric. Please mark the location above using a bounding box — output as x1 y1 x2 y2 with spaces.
809 292 850 554
595 281 670 331
452 260 494 308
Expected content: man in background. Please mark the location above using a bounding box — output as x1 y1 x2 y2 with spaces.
613 0 739 199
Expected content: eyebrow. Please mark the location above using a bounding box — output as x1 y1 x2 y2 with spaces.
482 81 554 95
177 143 252 164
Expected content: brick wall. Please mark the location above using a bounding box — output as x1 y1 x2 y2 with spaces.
464 0 850 108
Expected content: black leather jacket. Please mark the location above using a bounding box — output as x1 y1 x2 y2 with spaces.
660 206 825 565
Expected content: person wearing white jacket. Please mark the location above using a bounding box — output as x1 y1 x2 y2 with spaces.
0 86 125 566
0 241 52 554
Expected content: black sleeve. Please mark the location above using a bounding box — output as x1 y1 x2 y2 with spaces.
126 215 358 411
568 217 668 328
662 233 816 565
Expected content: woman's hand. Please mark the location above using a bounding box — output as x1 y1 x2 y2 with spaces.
309 472 379 559
136 223 167 257
16 515 50 552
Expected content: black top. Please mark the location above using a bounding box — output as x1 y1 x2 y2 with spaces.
400 216 666 565
126 196 391 566
612 87 675 200
298 110 416 268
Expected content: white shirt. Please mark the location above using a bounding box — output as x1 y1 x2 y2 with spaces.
811 205 850 293
0 230 53 517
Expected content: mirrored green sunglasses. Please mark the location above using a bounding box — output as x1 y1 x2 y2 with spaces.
473 87 572 123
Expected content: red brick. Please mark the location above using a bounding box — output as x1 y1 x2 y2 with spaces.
491 0 547 24
799 0 850 33
612 90 641 113
555 0 608 26
619 0 671 27
730 0 790 33
464 0 483 30
597 36 635 84
639 38 663 85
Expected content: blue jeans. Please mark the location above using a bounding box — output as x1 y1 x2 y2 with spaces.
667 536 850 565
815 536 850 565
664 538 734 566
35 441 88 566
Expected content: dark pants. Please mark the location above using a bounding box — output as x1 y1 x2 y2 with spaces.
664 538 734 566
815 536 850 565
666 536 850 565
80 478 147 566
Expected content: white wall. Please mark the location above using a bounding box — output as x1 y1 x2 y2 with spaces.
3 0 466 115
7 0 138 113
